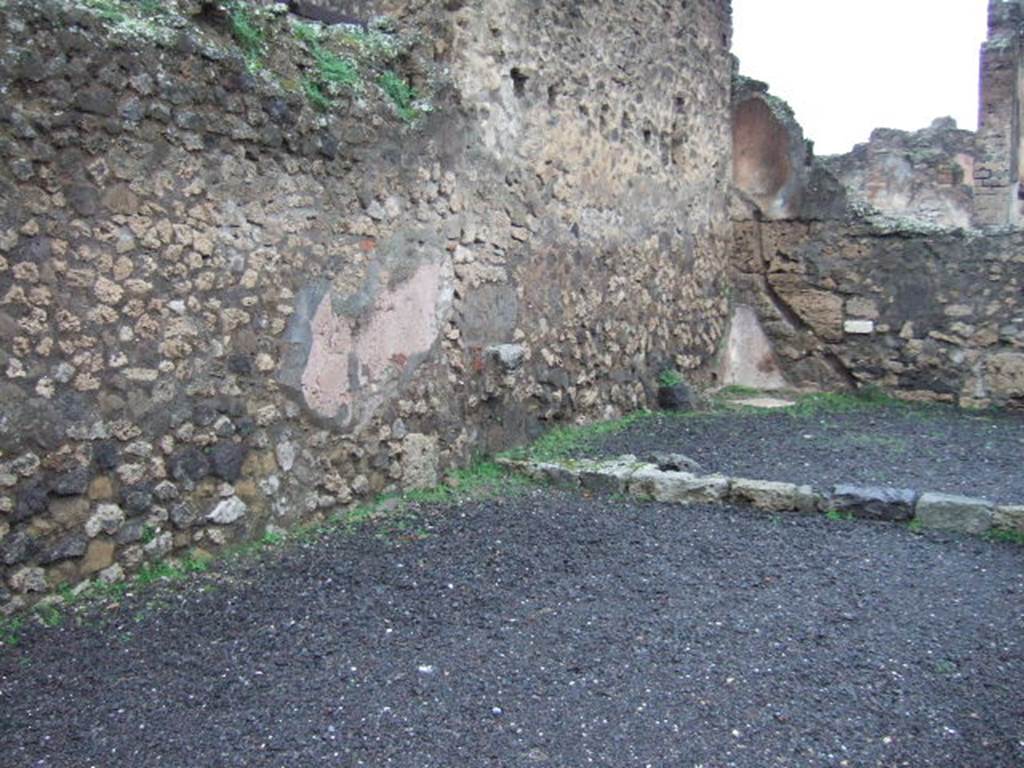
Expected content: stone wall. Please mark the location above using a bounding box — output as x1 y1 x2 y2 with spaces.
730 216 1024 406
820 119 977 230
0 0 733 610
974 0 1023 227
728 69 1024 408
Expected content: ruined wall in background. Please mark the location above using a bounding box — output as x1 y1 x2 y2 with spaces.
728 79 1024 408
0 0 733 609
727 0 1024 405
820 119 977 230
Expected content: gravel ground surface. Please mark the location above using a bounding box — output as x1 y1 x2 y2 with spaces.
584 403 1024 503
1 487 1022 768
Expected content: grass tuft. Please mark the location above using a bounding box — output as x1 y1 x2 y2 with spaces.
34 603 63 628
987 528 1024 546
716 384 763 398
0 617 24 647
84 0 127 23
227 1 266 72
502 411 651 463
785 387 904 417
302 78 332 111
379 70 420 122
291 20 322 46
136 559 192 587
295 23 361 110
658 369 683 388
825 509 854 522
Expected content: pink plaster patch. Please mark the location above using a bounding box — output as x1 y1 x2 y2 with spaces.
301 261 444 420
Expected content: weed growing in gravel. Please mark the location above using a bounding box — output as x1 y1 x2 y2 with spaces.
987 529 1024 546
825 509 854 522
786 388 904 417
716 384 763 399
135 554 211 587
0 617 24 647
34 603 63 628
502 411 652 462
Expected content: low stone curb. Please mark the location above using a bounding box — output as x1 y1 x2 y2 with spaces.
497 456 1024 537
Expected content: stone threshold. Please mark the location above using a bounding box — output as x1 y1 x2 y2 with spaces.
497 456 1024 537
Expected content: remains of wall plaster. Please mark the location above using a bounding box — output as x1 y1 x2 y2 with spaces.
731 78 809 220
718 305 788 390
821 119 977 229
297 260 453 426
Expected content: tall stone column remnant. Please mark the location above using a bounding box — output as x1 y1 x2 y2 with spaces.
973 0 1023 227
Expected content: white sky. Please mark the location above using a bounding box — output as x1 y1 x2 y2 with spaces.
731 0 990 155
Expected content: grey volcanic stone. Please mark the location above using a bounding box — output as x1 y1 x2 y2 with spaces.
144 531 173 558
51 466 89 496
1 532 38 566
657 383 696 412
40 535 87 565
915 493 994 535
648 452 702 473
92 441 120 471
116 519 146 545
486 344 526 372
74 86 116 116
85 503 125 538
121 484 153 514
829 485 918 522
153 481 179 502
66 183 100 216
209 443 246 482
13 481 48 523
170 502 199 529
170 447 211 484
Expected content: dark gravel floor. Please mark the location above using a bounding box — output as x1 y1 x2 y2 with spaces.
1 488 1022 767
584 403 1024 503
